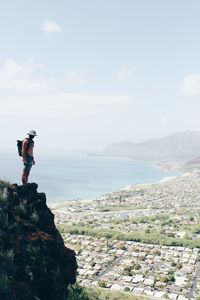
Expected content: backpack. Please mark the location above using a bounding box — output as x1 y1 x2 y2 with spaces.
17 138 31 157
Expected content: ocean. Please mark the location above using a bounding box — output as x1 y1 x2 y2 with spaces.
0 151 179 203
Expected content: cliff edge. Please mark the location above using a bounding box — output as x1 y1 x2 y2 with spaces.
0 182 77 300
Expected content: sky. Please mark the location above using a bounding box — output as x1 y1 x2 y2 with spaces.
1 0 200 152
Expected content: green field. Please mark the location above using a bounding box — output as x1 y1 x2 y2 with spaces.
57 223 200 248
67 284 148 300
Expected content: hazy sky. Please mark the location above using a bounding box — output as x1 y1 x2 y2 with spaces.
1 0 200 152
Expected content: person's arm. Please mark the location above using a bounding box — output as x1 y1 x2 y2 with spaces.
22 139 28 163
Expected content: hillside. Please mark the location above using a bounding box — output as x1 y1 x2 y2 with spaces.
96 131 200 162
0 181 77 300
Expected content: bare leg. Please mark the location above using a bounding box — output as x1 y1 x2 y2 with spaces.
22 170 30 185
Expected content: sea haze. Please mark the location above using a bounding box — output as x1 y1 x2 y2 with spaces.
0 151 179 203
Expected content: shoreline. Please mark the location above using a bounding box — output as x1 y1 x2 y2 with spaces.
48 156 187 207
121 171 192 192
49 169 189 208
120 175 177 192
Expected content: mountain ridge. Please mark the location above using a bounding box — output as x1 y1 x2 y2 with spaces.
95 130 200 162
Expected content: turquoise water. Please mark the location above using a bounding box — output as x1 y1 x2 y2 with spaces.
0 152 179 203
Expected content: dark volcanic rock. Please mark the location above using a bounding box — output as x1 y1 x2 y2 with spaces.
0 182 77 300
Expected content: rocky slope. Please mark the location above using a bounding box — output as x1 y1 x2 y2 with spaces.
0 181 77 300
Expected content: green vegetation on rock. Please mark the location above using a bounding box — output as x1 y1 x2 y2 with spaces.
0 182 77 300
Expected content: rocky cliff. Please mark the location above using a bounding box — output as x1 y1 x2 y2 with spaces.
0 182 77 300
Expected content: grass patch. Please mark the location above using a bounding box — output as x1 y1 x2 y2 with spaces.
57 224 200 248
67 284 147 300
97 205 146 212
93 287 147 300
0 180 10 190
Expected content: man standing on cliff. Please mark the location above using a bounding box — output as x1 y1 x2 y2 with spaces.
22 130 37 185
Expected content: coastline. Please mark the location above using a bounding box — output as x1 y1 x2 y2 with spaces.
119 175 177 192
48 155 187 207
49 169 188 209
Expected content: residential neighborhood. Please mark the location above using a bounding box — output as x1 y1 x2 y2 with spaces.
50 172 200 299
63 234 200 300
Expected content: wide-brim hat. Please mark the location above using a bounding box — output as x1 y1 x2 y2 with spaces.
27 130 37 136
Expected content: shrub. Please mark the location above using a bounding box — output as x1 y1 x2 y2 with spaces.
0 209 9 229
192 226 200 234
30 211 39 224
98 280 107 288
0 275 11 293
67 283 91 300
15 201 27 217
134 263 141 270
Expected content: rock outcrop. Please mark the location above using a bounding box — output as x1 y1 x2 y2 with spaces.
0 182 77 300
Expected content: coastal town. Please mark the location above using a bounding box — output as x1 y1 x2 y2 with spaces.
50 172 200 299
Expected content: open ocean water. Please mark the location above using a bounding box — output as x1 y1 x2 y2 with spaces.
0 151 179 203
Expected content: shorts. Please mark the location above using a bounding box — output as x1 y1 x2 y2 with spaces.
23 155 33 172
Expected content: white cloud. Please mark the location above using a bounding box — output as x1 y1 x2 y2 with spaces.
65 67 87 86
0 59 55 92
179 73 200 96
0 91 134 150
0 58 135 151
0 59 143 97
0 92 133 118
116 66 137 81
0 59 90 92
160 116 169 124
0 59 133 116
42 20 62 33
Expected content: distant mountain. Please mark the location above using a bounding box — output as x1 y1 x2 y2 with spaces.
96 131 200 162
